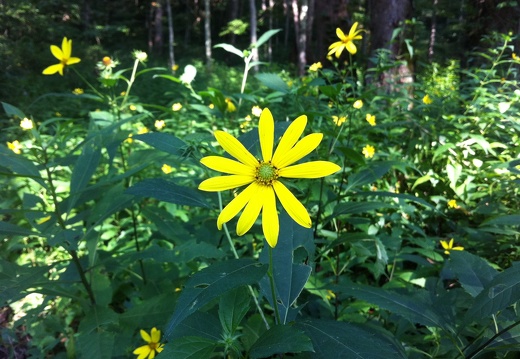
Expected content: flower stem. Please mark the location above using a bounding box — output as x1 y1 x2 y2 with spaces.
217 192 270 330
267 246 281 325
120 59 140 109
71 67 104 99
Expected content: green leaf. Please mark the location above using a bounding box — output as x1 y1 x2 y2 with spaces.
168 311 222 341
249 324 314 358
218 287 251 335
153 74 182 83
345 162 394 191
126 178 210 208
0 221 34 237
255 73 290 94
164 259 268 339
259 210 314 324
214 43 244 58
0 259 52 303
481 214 520 226
296 319 407 359
254 29 282 48
161 336 217 358
134 132 187 155
465 263 520 321
79 305 119 334
0 147 47 188
448 251 497 297
339 283 451 331
2 102 26 118
332 201 391 218
76 331 115 359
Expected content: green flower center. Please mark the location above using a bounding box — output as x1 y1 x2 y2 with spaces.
255 161 279 186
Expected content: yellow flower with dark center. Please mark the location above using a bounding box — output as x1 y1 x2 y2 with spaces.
440 239 464 255
309 62 323 72
198 108 340 247
353 100 363 109
162 164 173 174
332 116 346 126
42 37 81 76
365 114 376 126
328 22 363 57
7 140 22 154
362 145 375 158
422 94 433 105
154 120 165 130
20 118 34 130
225 98 236 113
447 199 458 209
133 327 164 359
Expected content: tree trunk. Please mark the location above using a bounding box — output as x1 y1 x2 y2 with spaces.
166 0 175 69
153 1 163 54
368 0 413 92
428 0 438 61
229 0 239 45
291 0 309 76
204 0 212 70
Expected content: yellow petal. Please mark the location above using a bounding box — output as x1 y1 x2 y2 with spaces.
336 27 346 40
262 187 279 247
133 345 151 358
156 344 165 353
440 240 449 250
349 22 359 37
50 45 63 60
273 181 311 228
236 184 265 236
200 156 255 175
149 350 156 359
346 41 357 55
66 57 81 65
453 246 464 251
214 131 258 168
272 115 307 167
279 161 340 179
62 37 71 59
140 329 151 343
448 238 454 248
217 183 256 229
259 108 274 162
275 133 323 169
198 175 254 192
150 328 161 342
328 41 343 51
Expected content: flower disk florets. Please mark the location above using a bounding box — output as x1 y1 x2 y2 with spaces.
255 161 279 186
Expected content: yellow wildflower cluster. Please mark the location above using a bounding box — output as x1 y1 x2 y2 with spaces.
332 116 346 126
362 145 375 159
365 114 376 126
309 62 323 72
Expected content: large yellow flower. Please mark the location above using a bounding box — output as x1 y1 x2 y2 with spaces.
328 22 363 57
42 37 81 76
199 108 340 247
133 327 164 359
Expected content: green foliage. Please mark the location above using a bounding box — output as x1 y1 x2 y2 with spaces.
1 18 520 359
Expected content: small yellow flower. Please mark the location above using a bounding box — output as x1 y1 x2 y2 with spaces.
365 114 376 126
440 239 464 255
513 53 519 61
198 108 340 248
422 94 433 105
209 103 215 109
251 106 263 117
362 145 375 159
225 98 236 113
328 22 363 58
129 105 137 111
102 56 112 66
42 37 81 76
20 118 34 130
154 120 165 130
309 62 323 72
73 88 84 95
133 327 164 359
138 127 149 135
353 100 363 109
121 91 127 96
162 164 173 174
172 64 179 71
326 55 333 62
172 103 183 111
332 116 346 126
7 140 22 154
447 199 458 209
126 134 134 143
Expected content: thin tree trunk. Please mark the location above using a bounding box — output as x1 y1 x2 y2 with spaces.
154 1 163 54
267 0 275 62
166 0 175 69
204 0 212 70
250 0 259 71
428 0 438 61
291 0 309 76
284 0 290 48
229 0 239 45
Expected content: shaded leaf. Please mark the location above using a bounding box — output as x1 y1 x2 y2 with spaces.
161 336 217 358
249 324 313 358
448 251 497 297
134 132 187 156
255 73 290 94
219 287 251 335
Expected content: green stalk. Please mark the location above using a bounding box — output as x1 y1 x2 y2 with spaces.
120 59 140 109
267 246 281 325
